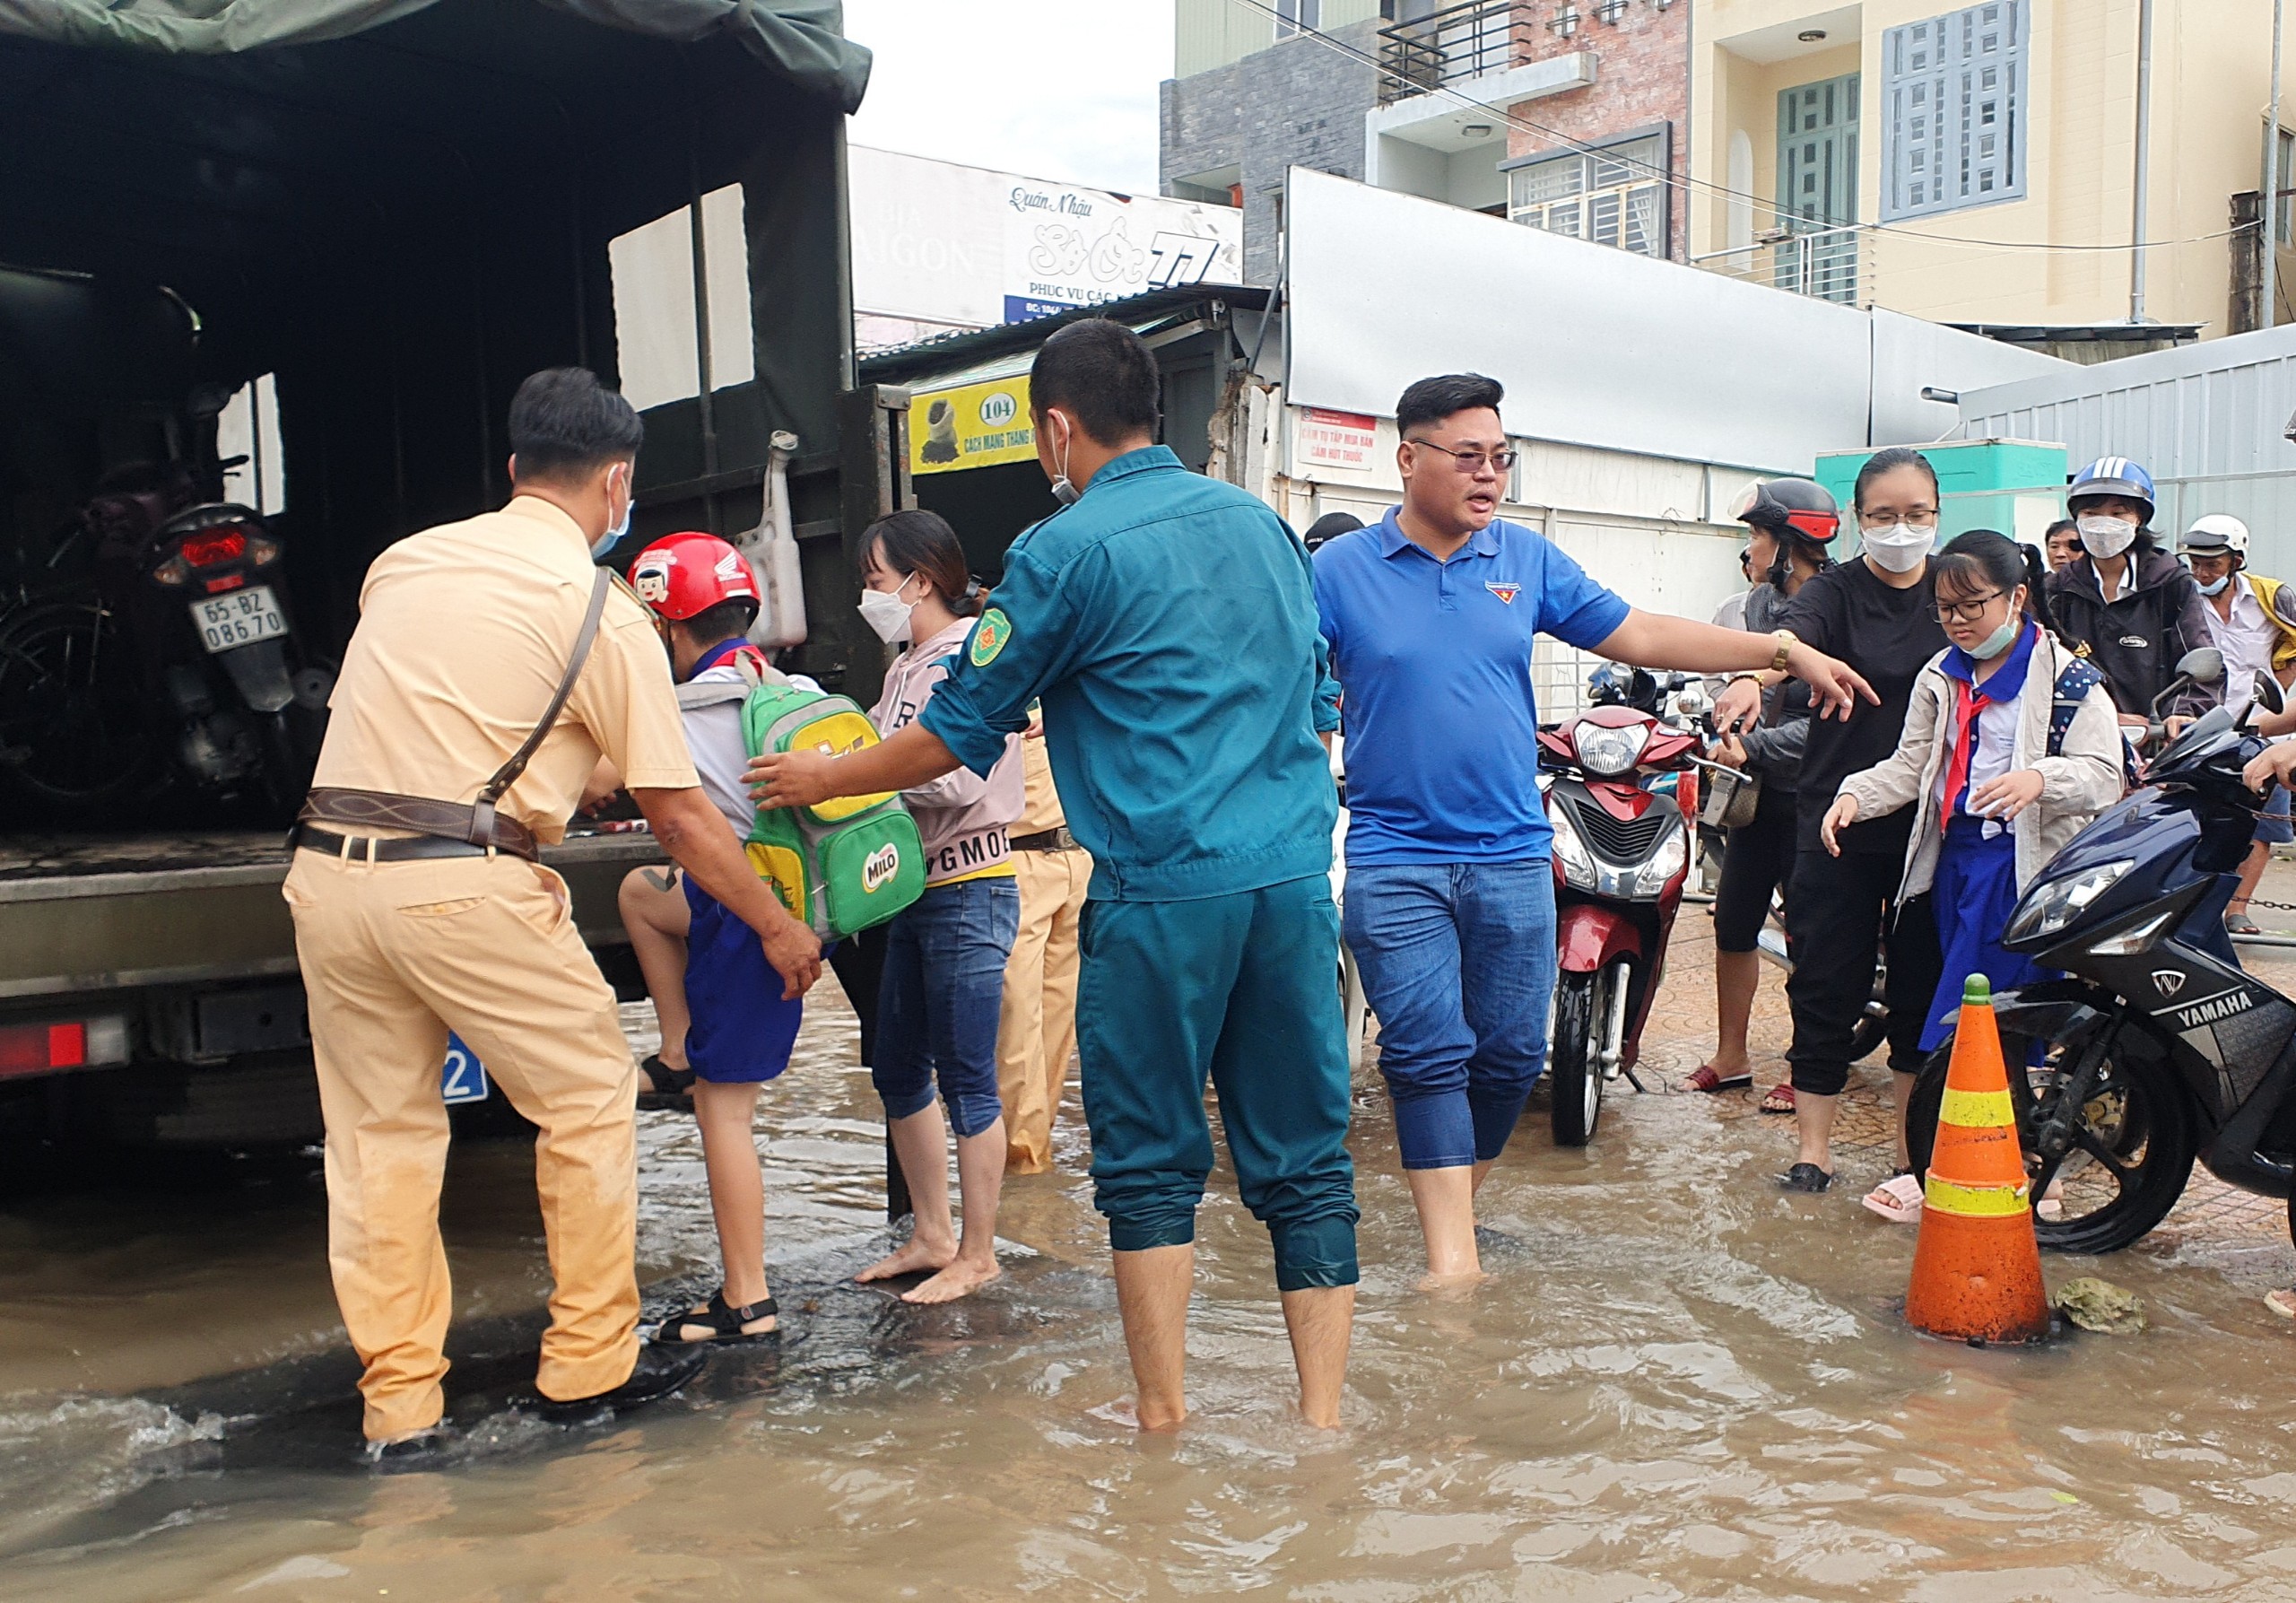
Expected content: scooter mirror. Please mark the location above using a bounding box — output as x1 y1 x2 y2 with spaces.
2253 669 2287 719
2174 646 2225 686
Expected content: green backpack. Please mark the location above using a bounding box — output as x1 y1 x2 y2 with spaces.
679 665 926 940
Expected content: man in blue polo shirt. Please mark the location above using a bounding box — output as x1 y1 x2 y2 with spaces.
750 320 1354 1433
1317 372 1872 1286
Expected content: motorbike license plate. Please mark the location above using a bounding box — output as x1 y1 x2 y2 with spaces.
190 585 287 653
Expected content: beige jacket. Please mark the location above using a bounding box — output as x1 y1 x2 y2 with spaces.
1834 628 2125 906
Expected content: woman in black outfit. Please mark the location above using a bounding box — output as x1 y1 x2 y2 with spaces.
1715 447 1948 1191
1688 477 1835 1095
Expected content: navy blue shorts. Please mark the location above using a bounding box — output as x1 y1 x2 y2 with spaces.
2258 784 2293 847
681 875 804 1085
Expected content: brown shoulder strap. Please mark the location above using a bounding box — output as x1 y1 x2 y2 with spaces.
465 568 612 843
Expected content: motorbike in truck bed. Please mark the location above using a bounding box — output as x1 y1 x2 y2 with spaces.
0 2 899 1152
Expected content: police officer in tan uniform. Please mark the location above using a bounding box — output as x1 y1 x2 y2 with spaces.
996 721 1091 1174
286 368 822 1460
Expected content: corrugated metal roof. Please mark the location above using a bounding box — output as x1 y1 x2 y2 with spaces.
857 284 1271 388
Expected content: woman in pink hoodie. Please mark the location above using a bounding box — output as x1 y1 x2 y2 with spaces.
854 510 1025 1303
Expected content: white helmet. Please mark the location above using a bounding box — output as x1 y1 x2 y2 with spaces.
2180 513 2249 556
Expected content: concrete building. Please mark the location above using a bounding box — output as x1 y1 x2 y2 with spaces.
1162 1 1385 284
1690 0 2296 348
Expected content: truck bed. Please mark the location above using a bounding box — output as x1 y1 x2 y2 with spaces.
0 828 667 1000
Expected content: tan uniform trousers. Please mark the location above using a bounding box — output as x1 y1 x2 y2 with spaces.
284 846 640 1442
995 844 1091 1174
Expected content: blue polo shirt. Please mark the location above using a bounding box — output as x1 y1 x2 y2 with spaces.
1315 509 1631 864
920 446 1339 902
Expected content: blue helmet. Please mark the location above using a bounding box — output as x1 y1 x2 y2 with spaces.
2068 457 2156 525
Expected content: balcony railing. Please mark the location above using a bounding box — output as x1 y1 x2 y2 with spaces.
1691 224 1872 309
1378 0 1529 104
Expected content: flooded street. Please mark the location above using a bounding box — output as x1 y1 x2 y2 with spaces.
6 921 2296 1602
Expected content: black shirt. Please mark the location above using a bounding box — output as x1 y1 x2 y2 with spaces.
1777 558 1948 855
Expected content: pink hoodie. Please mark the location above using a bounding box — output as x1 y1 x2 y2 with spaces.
870 615 1025 885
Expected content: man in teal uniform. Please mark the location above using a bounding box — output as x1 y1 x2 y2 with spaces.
751 319 1353 1430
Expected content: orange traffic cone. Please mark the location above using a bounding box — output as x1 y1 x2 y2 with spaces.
1904 974 2052 1345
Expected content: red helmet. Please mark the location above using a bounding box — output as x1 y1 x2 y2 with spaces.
1731 477 1840 544
628 531 760 622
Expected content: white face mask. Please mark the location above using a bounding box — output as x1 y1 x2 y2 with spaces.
857 574 918 644
1047 411 1080 507
593 465 632 558
1968 614 2022 660
2077 514 2138 561
1860 517 1935 574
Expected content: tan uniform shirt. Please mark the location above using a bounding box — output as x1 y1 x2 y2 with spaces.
1014 734 1065 835
313 495 696 841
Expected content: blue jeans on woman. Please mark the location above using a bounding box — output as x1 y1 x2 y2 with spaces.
874 876 1021 1137
1341 860 1556 1170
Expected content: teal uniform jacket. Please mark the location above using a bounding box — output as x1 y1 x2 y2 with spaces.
919 446 1340 902
918 445 1357 1287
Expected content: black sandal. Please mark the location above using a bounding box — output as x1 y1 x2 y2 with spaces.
1776 1162 1834 1193
637 1053 694 1111
655 1287 778 1345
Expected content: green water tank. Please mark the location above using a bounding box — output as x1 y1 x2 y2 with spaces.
1813 439 2069 555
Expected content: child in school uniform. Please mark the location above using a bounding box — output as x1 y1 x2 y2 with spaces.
1820 529 2125 1223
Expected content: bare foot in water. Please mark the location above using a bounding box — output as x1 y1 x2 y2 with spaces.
1415 1268 1490 1294
901 1256 1002 1304
857 1236 954 1285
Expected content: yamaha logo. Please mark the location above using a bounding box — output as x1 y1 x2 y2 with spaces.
2152 970 2186 998
863 842 900 893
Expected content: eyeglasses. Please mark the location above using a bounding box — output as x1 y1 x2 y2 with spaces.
1860 516 1939 535
1935 591 2004 624
1407 439 1518 475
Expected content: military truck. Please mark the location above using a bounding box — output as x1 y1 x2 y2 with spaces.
0 0 902 1149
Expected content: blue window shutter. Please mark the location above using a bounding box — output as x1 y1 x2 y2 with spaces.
1882 2 2025 221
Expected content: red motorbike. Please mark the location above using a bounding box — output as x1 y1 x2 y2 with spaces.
1537 684 1700 1146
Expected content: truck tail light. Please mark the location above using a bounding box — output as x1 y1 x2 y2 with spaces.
0 1015 130 1076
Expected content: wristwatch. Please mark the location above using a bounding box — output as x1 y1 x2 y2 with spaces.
1769 630 1798 673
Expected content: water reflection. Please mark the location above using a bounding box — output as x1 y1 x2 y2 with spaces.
3 975 2296 1599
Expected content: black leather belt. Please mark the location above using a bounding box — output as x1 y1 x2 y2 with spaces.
1010 827 1078 853
293 825 494 862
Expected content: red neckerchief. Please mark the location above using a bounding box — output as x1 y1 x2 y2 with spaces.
1939 676 1992 829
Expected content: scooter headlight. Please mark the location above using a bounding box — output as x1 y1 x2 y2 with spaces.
1577 723 1649 778
1549 803 1598 891
2005 858 2135 944
1631 821 1688 896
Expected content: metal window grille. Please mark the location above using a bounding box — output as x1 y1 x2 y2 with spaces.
1883 1 2025 220
1508 135 1666 257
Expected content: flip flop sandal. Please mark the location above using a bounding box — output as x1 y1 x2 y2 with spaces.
1776 1162 1833 1193
2266 1287 2296 1321
1685 1064 1753 1093
1759 1083 1796 1114
637 1053 695 1111
656 1287 779 1345
1862 1172 1925 1222
2226 911 2262 936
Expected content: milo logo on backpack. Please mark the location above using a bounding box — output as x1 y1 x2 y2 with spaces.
679 666 926 940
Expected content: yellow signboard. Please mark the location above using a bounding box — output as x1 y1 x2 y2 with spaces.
909 377 1035 475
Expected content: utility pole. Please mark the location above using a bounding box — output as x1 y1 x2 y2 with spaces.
2132 0 2156 325
2268 0 2286 329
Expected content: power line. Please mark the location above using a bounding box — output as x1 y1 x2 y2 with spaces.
1213 0 2248 257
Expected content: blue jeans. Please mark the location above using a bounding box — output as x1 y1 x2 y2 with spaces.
1342 860 1555 1170
874 876 1021 1138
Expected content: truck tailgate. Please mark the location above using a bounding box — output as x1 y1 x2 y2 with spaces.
0 831 669 1000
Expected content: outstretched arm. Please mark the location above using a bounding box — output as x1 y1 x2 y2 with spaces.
1593 608 1876 720
744 719 962 810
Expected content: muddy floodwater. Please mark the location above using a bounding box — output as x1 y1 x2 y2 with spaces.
5 925 2296 1601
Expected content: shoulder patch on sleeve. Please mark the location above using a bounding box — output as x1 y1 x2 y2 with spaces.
970 607 1012 666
